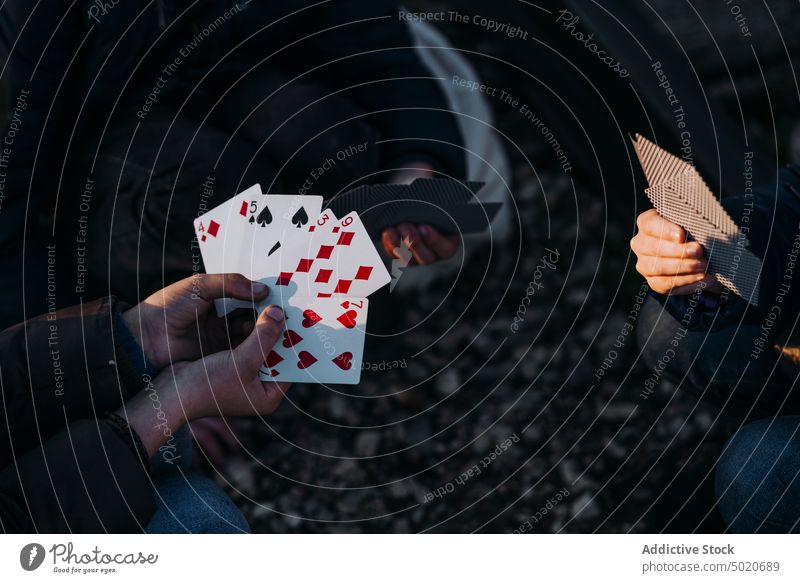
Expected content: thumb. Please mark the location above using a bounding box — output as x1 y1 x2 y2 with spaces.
229 305 285 378
188 273 269 304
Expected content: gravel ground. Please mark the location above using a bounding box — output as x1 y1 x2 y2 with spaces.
215 0 797 533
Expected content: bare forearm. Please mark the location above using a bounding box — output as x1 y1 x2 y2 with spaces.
115 373 188 458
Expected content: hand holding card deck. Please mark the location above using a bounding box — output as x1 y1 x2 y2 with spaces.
632 134 762 305
329 179 499 236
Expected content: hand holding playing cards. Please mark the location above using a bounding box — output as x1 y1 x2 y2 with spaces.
119 304 291 458
382 161 461 265
122 274 269 370
631 209 724 295
381 223 460 266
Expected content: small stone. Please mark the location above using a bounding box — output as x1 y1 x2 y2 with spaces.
436 368 461 396
226 458 256 492
355 431 380 457
571 492 602 520
559 459 580 485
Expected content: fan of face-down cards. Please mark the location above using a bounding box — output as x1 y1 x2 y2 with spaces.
632 134 762 306
193 179 496 384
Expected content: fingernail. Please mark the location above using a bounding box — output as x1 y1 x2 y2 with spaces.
266 306 284 322
252 281 268 294
419 225 431 237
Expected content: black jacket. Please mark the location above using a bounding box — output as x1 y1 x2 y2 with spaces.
0 298 154 532
0 0 465 246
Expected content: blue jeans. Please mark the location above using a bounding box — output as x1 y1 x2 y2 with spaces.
145 427 249 534
716 417 800 533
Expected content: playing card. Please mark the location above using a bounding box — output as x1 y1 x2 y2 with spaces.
236 194 323 278
255 211 391 307
646 172 761 304
632 134 762 305
259 296 368 384
215 207 334 317
330 179 495 236
193 184 262 273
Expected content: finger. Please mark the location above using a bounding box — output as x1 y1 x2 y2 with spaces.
630 235 704 259
670 274 722 296
637 210 687 242
191 423 225 466
195 417 240 453
418 225 459 259
214 418 240 450
203 308 255 353
398 223 435 265
381 227 402 259
231 305 285 378
258 381 292 415
191 273 269 304
636 256 707 277
240 317 255 338
227 310 256 345
647 273 707 295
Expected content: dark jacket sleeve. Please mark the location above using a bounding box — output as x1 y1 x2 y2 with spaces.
0 297 146 469
0 297 155 532
302 0 466 177
0 419 154 533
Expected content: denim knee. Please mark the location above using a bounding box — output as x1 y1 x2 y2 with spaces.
146 473 250 534
715 417 800 533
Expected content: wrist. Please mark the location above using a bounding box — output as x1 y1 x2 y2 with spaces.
117 368 189 458
121 306 162 371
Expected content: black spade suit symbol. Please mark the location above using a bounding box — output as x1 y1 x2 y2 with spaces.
257 205 272 227
292 207 309 228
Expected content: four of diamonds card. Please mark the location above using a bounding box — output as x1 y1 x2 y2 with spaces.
194 185 390 384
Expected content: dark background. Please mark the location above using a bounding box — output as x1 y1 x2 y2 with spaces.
229 0 800 533
4 0 798 532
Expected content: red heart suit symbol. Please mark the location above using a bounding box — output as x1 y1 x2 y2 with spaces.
332 352 353 370
340 301 350 308
336 310 358 329
297 351 318 369
266 351 284 368
282 330 303 347
302 309 323 328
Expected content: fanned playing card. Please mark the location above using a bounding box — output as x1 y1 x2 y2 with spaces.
250 210 389 385
194 184 262 274
633 134 761 305
252 210 391 305
258 296 368 384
